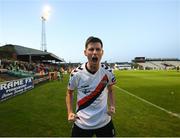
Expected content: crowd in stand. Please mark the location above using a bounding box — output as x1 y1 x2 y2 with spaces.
0 59 77 81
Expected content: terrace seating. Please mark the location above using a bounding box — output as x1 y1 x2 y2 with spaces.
0 68 8 73
137 62 159 70
7 70 33 78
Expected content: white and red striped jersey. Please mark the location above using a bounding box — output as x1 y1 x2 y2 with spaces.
68 63 116 129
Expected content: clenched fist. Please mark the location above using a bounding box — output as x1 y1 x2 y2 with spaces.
107 106 115 116
68 112 79 122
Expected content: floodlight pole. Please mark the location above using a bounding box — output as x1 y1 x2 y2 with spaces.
41 16 47 52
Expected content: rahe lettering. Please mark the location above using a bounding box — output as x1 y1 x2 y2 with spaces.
0 80 23 90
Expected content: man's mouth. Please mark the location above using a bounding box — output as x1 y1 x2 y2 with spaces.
92 57 98 62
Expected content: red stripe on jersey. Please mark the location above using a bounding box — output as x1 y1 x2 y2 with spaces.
77 75 108 107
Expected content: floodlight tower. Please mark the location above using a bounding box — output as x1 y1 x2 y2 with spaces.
41 16 47 52
41 5 51 52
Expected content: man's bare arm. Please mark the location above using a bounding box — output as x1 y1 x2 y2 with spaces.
66 89 77 122
107 85 115 116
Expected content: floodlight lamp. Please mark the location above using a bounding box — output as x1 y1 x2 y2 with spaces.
42 5 51 21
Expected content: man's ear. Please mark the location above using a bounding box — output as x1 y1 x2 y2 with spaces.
84 49 87 56
102 49 104 56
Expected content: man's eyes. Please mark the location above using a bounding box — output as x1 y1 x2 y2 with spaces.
89 48 101 51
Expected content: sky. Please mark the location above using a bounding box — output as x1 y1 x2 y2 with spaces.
0 0 180 63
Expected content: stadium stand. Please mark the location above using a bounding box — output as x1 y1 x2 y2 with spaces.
0 44 67 101
114 62 132 70
136 62 159 70
163 61 180 67
0 44 66 81
0 44 65 63
133 57 180 70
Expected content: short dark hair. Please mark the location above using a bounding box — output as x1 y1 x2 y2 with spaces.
85 36 103 49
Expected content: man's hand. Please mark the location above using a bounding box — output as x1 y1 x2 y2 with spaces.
68 112 79 122
107 106 115 116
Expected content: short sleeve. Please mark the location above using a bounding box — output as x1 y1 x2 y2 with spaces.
67 71 78 90
107 69 116 86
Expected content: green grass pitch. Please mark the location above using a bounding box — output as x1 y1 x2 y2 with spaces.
0 70 180 136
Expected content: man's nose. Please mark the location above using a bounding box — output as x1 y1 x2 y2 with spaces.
93 49 98 54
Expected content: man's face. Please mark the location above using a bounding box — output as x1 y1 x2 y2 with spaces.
84 42 104 65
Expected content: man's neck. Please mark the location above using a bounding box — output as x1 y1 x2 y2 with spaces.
86 62 99 74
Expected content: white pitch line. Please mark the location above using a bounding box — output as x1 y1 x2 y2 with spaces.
114 85 180 119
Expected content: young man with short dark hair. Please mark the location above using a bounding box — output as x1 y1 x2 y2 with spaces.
66 36 116 137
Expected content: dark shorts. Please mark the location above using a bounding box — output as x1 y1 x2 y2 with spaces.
71 120 115 137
